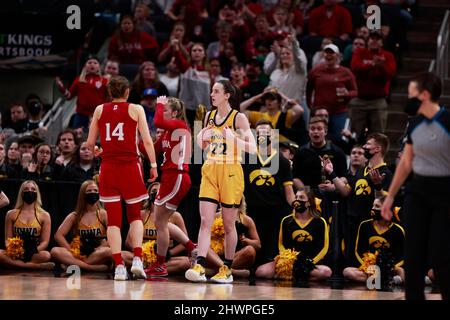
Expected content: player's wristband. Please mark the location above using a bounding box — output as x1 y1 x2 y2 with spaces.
326 171 337 180
150 162 157 168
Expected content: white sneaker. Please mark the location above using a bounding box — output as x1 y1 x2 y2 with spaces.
114 264 128 281
185 264 207 282
131 257 147 279
425 276 432 286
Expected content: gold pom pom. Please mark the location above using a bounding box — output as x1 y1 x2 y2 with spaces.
6 237 24 260
142 240 157 268
274 248 299 280
210 215 225 255
70 236 86 260
359 251 379 274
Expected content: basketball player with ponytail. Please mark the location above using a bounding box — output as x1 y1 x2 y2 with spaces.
144 95 196 277
87 75 158 281
185 80 257 283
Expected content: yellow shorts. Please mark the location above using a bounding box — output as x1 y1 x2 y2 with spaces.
198 161 244 208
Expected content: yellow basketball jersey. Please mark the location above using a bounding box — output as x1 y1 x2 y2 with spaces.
206 109 241 163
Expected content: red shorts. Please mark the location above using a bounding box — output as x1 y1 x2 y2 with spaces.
155 171 191 210
99 161 148 204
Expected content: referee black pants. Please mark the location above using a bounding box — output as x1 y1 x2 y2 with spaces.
404 175 450 300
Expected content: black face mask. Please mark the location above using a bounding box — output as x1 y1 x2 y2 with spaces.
257 135 271 147
23 191 37 204
292 200 307 213
28 102 41 116
85 192 99 205
371 209 383 221
149 190 157 203
404 97 422 116
364 148 374 160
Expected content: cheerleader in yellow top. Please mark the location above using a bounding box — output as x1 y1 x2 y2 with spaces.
51 180 111 272
185 80 257 284
123 182 204 275
0 180 53 270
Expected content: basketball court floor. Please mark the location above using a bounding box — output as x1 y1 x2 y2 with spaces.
0 270 441 300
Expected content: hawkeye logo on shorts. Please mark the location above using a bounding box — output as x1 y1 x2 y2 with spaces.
292 230 313 242
249 169 275 186
355 179 372 196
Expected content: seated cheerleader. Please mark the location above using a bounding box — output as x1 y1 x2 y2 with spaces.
0 180 54 270
208 197 261 277
255 189 332 282
343 195 405 285
123 182 198 275
51 180 112 272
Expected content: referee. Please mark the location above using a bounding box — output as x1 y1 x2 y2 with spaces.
382 72 450 300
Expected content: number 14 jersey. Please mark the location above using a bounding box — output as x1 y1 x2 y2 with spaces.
98 102 140 164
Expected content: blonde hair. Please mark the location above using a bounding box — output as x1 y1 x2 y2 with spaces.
167 97 189 125
79 57 102 83
14 180 44 214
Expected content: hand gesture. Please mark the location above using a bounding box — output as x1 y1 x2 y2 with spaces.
148 167 158 183
318 180 336 192
157 95 168 105
21 152 33 168
369 168 385 186
381 195 394 222
271 41 281 56
319 155 334 174
27 162 38 173
55 154 65 166
222 126 236 142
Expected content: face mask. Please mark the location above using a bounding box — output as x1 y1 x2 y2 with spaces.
371 209 382 221
364 148 374 160
85 192 99 205
23 191 37 204
292 200 307 213
28 102 41 116
149 190 157 203
257 135 271 146
404 97 422 116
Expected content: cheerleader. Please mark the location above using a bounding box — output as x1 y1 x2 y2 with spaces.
0 180 53 270
51 180 112 272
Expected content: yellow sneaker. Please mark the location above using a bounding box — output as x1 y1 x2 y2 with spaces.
185 263 207 282
211 265 233 284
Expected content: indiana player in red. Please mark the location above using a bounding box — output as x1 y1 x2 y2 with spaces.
144 95 196 277
87 76 158 281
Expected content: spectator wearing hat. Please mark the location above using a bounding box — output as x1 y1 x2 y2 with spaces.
307 43 358 142
18 135 43 172
349 29 396 138
129 61 169 104
279 139 299 169
55 56 109 131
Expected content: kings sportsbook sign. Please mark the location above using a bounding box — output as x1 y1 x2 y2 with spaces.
0 0 94 59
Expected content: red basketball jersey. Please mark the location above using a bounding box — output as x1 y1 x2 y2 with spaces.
98 102 140 163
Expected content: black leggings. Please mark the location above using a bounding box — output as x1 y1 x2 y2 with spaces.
404 175 450 300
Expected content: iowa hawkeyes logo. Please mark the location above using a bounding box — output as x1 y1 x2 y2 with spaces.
249 169 275 186
292 230 313 242
355 179 371 196
369 236 390 250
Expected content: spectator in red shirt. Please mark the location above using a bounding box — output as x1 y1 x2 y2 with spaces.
307 43 358 141
108 15 159 77
349 30 397 138
55 56 108 131
167 0 208 41
267 0 304 36
158 22 192 65
245 14 274 61
305 0 352 54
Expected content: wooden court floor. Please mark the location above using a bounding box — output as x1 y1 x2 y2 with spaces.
0 270 441 300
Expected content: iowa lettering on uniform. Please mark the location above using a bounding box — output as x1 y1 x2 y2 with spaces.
145 229 157 237
80 229 102 237
14 227 38 237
